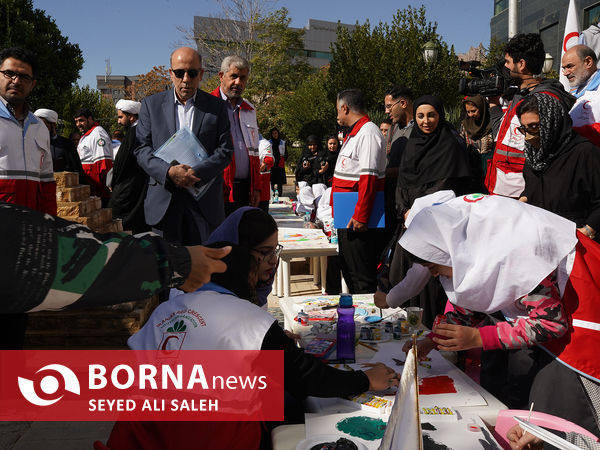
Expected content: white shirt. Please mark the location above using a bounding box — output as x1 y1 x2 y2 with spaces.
174 90 196 131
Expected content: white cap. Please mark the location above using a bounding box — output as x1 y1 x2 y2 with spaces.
34 108 58 123
115 99 141 115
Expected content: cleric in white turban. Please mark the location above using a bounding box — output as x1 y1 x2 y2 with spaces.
115 99 141 115
34 108 59 123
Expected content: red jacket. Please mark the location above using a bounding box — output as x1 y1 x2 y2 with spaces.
210 88 261 202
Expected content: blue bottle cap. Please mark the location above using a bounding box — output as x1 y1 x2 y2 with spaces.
339 293 353 307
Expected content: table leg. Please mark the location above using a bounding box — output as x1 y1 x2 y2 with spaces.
277 260 284 297
341 271 349 293
283 258 291 297
320 256 327 294
313 257 320 285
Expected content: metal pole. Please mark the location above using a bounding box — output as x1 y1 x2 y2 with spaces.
508 0 518 38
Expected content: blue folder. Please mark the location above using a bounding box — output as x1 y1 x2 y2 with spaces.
332 191 386 229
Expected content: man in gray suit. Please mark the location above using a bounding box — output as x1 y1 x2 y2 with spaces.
135 47 233 245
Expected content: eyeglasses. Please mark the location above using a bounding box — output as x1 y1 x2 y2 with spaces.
252 244 283 261
170 68 201 79
516 123 541 136
0 69 34 82
384 99 402 111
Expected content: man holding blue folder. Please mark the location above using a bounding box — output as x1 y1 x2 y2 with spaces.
135 47 233 245
332 89 387 293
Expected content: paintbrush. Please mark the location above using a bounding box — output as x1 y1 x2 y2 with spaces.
523 402 534 437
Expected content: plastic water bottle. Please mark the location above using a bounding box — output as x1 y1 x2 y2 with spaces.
273 187 279 204
330 223 338 245
303 211 311 228
336 293 355 362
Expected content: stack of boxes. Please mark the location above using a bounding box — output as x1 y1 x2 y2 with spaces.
54 171 123 233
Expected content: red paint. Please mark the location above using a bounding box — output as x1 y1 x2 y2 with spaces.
419 376 456 395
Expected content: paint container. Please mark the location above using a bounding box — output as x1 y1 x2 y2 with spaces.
360 326 372 340
371 326 382 341
392 326 402 340
384 322 393 334
297 309 308 326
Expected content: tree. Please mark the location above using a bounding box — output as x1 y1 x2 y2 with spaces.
180 0 273 74
123 66 171 101
60 86 116 139
279 69 336 143
245 8 312 109
326 5 461 112
0 0 83 112
191 5 313 133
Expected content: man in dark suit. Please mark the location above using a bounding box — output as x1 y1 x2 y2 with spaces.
135 47 233 245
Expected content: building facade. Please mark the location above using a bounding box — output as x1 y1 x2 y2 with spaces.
193 16 355 77
491 0 600 71
96 75 138 103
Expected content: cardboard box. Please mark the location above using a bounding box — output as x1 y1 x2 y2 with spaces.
56 185 91 202
54 171 79 188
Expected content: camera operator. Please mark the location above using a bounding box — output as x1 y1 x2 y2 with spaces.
485 33 575 198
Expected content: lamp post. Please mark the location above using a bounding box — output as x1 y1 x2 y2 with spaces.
422 40 439 65
543 53 554 74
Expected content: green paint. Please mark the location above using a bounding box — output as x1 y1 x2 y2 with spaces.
335 416 386 441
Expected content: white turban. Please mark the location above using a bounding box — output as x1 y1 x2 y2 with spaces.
34 109 58 123
115 99 141 115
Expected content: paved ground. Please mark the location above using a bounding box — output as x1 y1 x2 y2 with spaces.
0 177 318 449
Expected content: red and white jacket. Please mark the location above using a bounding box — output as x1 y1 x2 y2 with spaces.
77 123 113 199
258 138 274 202
485 99 526 198
0 102 56 214
332 116 385 224
210 87 261 202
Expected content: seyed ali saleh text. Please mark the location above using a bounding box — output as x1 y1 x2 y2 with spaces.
89 398 219 412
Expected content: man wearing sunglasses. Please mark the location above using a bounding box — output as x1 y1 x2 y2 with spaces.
0 47 56 349
135 47 233 245
210 55 261 216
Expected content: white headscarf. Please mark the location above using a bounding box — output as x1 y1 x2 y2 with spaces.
399 194 577 313
404 190 456 228
115 99 141 115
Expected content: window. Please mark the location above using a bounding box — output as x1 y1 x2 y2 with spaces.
494 0 508 16
584 3 600 28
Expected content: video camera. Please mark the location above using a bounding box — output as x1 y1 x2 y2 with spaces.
458 60 514 97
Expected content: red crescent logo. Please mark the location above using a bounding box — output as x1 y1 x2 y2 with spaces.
563 32 579 51
583 100 591 110
161 335 179 350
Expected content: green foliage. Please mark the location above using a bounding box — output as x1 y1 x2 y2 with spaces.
0 0 83 113
279 70 336 143
246 8 314 130
325 5 461 112
482 36 506 69
60 85 117 138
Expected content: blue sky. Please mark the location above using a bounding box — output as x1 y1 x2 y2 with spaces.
32 0 492 88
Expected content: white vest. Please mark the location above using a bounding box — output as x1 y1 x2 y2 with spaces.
128 288 275 351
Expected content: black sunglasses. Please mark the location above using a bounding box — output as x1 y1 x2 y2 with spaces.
170 68 201 79
516 123 541 136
